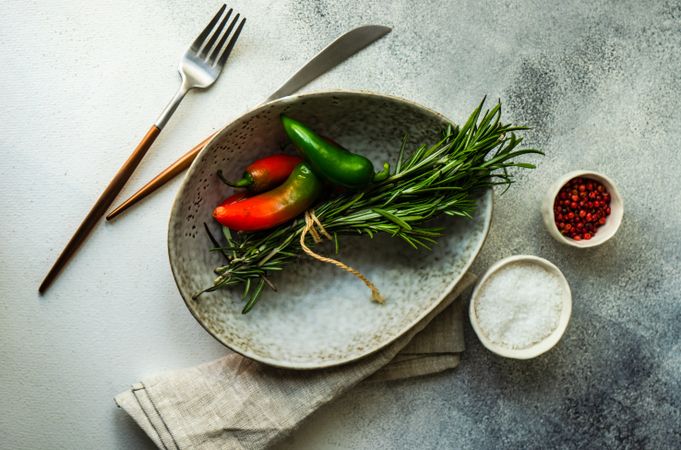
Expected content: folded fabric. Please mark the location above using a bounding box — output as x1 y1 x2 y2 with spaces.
116 272 475 450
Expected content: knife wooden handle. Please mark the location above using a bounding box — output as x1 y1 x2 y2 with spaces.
106 132 215 220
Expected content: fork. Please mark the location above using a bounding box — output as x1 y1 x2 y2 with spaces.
39 4 246 293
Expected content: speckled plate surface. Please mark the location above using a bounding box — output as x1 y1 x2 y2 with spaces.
168 90 492 369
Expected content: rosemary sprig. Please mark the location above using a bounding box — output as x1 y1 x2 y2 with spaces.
194 99 543 313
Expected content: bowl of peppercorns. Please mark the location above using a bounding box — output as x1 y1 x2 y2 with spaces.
542 170 623 248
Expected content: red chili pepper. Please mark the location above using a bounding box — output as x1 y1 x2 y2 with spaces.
213 162 322 232
219 154 303 192
215 191 248 208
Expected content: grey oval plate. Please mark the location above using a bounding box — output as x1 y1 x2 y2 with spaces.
168 90 492 369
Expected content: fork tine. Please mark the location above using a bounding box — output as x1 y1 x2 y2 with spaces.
215 17 246 69
190 4 227 53
208 13 240 65
199 8 233 59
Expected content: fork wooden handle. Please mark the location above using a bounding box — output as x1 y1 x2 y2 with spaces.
39 125 161 293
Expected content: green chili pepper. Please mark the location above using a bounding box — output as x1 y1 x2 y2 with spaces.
213 162 322 232
281 115 387 189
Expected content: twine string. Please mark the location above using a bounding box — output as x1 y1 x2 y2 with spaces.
299 210 385 304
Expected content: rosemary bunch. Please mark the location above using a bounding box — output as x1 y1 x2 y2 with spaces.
196 99 543 313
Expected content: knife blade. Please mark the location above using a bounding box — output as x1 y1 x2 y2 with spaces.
266 25 391 102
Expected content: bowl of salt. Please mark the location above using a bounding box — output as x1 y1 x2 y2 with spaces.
469 255 572 359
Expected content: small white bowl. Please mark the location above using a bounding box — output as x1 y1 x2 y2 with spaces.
542 170 623 248
469 255 572 359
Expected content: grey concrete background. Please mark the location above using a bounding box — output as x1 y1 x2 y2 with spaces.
1 0 679 449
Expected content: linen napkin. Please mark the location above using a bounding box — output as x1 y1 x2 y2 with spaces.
115 272 475 450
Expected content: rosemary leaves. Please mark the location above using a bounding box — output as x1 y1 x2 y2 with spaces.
196 99 543 313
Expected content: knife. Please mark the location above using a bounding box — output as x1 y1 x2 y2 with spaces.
106 25 391 220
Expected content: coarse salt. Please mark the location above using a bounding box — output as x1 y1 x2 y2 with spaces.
474 262 564 349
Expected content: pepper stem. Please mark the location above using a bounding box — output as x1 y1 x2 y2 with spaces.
373 162 391 182
217 170 253 188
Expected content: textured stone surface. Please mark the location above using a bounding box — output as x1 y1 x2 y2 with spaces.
1 0 679 448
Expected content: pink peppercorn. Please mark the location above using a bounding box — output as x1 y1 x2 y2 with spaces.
554 177 611 241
